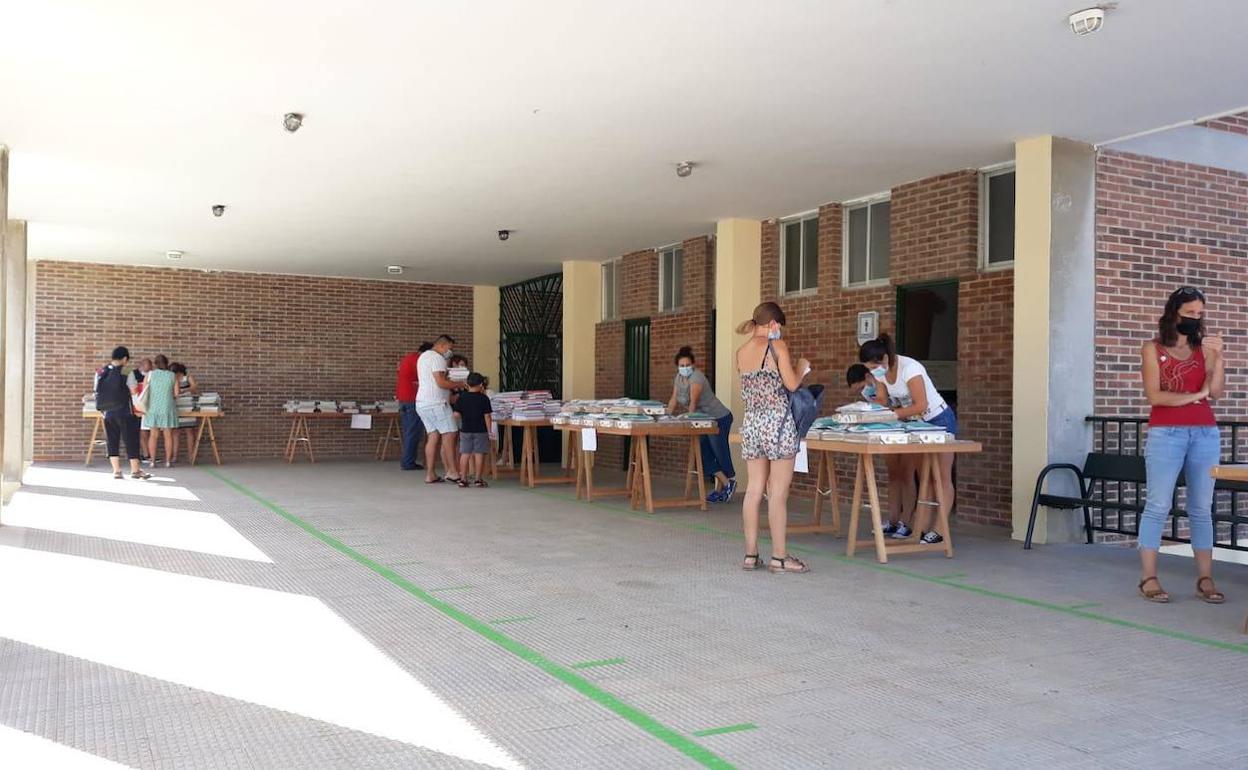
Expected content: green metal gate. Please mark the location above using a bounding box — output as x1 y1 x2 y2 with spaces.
499 272 563 397
624 318 650 399
623 318 650 470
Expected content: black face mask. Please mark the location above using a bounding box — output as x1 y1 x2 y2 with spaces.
1176 317 1201 337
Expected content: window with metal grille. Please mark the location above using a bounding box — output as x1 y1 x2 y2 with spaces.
980 166 1015 268
781 213 819 294
658 246 683 312
844 196 890 287
601 259 621 321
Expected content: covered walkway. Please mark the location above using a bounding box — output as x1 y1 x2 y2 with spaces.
2 462 1246 768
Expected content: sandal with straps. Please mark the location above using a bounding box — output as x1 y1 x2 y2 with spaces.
1196 576 1225 604
770 555 809 574
742 553 764 571
1138 576 1169 603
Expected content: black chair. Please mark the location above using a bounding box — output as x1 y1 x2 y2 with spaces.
1025 453 1154 549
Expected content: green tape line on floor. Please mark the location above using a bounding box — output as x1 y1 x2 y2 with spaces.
208 470 735 770
489 616 537 625
528 488 1248 657
692 723 759 738
570 658 626 669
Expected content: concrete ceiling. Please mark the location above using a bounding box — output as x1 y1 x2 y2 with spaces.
2 0 1246 285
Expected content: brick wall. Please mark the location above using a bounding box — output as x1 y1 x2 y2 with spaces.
594 237 717 477
1199 109 1248 137
758 171 1014 526
34 262 473 462
1094 150 1248 417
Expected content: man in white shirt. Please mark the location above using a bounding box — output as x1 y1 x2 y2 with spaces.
416 335 464 482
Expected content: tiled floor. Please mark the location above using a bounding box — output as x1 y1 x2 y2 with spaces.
2 460 1246 769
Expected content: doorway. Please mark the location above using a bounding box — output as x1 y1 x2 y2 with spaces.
896 280 958 410
623 318 651 470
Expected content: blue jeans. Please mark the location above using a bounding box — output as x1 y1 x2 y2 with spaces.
928 407 958 436
700 413 736 480
399 402 425 470
1139 426 1220 551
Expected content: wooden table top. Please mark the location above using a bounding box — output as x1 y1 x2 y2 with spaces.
86 411 225 418
1211 465 1248 482
555 422 719 437
282 411 391 419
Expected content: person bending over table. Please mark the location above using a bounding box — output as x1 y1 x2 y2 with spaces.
668 345 737 503
417 335 466 483
1136 286 1225 604
737 302 811 574
859 333 958 544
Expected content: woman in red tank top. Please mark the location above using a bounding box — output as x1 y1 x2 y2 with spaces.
1136 286 1226 604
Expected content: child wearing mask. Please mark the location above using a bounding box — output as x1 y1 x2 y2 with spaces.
453 372 494 488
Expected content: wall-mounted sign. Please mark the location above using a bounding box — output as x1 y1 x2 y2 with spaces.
856 311 879 344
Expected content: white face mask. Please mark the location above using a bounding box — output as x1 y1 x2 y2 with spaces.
767 326 782 340
443 349 454 361
862 384 877 400
678 365 694 378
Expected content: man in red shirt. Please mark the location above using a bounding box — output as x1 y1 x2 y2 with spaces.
396 342 431 470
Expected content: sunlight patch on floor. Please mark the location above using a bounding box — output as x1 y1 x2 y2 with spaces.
0 546 522 770
2 491 272 563
22 465 200 501
0 724 127 768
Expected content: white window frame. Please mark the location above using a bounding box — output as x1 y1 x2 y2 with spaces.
779 210 820 297
979 162 1016 271
601 258 621 321
842 192 892 289
657 244 684 313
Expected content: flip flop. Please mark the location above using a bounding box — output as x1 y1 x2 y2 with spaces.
424 477 444 484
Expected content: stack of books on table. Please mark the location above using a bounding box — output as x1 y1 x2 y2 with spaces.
177 392 222 414
843 421 910 444
490 391 524 420
82 394 98 415
832 402 899 424
336 400 360 414
605 399 668 416
360 400 400 414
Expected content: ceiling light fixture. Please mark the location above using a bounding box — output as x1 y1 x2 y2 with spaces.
283 112 304 132
212 204 226 217
497 229 511 242
676 161 695 178
386 265 404 275
165 250 185 260
1069 5 1112 36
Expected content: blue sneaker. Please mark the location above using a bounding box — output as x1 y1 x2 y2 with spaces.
719 478 738 504
705 488 725 504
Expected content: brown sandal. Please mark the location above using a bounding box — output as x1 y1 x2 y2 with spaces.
770 555 809 574
742 554 764 571
1138 576 1169 603
1196 576 1225 604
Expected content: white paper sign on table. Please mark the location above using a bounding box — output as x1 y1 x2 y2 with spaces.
581 427 598 452
794 440 809 473
350 414 372 430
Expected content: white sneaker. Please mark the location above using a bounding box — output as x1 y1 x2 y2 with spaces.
920 530 944 544
890 523 912 539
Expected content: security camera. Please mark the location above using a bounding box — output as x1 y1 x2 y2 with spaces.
283 112 304 132
676 161 695 178
498 229 511 241
212 205 226 217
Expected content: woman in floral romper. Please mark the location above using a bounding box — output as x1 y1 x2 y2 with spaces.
736 302 811 573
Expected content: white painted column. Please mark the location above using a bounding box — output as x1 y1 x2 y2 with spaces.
2 220 27 502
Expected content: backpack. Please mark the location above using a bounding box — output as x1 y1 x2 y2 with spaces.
95 365 130 412
763 342 825 440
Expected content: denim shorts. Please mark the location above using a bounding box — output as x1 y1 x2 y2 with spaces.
459 432 490 455
417 402 457 434
928 407 958 436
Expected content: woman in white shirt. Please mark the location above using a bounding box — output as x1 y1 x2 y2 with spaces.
859 333 958 544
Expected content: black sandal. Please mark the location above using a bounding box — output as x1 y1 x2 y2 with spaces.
742 553 764 571
770 555 809 574
425 477 444 484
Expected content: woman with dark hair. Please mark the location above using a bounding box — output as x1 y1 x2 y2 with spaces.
736 301 811 573
170 362 199 463
1137 286 1225 603
859 333 956 543
142 354 180 468
667 346 736 502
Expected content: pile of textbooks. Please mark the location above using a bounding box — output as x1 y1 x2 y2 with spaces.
448 366 470 383
831 401 899 424
175 392 223 413
491 390 561 421
806 412 953 444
